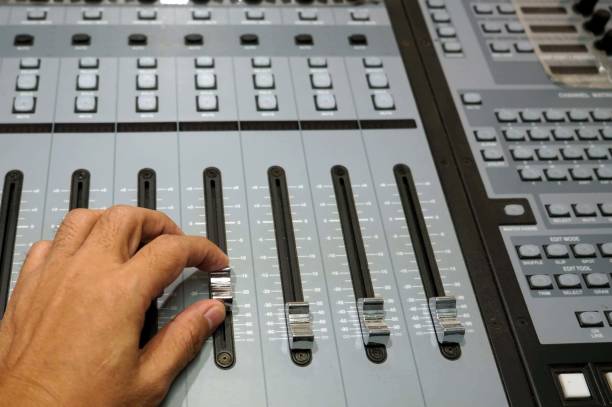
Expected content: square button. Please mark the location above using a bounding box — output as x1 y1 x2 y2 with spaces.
137 73 157 90
137 9 157 20
256 94 278 111
16 74 38 91
299 10 318 21
192 9 211 20
196 94 218 112
372 93 395 110
253 73 275 89
196 73 217 90
252 56 271 68
82 9 103 21
12 96 36 113
308 57 327 68
20 57 40 69
315 94 337 111
310 72 332 89
351 10 370 21
367 73 389 89
27 9 47 21
74 95 97 113
195 56 214 68
246 9 265 20
136 95 158 112
79 57 99 69
363 57 383 68
137 57 157 69
558 373 591 400
77 74 99 91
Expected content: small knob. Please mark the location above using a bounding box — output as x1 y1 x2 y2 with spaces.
595 29 612 55
584 9 610 35
573 0 598 16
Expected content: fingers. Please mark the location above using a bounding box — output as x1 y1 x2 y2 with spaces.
138 300 226 390
80 206 183 263
51 209 103 258
22 240 53 274
124 235 228 307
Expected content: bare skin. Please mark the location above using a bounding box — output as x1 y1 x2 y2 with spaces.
0 206 228 406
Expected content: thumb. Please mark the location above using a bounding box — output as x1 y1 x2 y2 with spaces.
138 300 226 391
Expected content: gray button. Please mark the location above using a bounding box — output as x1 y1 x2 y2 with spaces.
137 57 157 69
546 244 569 258
562 147 583 160
537 147 558 161
474 129 496 142
585 273 609 288
367 73 389 89
196 94 218 112
577 311 603 327
528 274 552 289
12 95 36 113
77 74 98 90
512 147 534 161
504 128 526 141
521 110 542 123
553 127 574 140
490 41 511 53
573 243 596 258
600 203 612 216
136 95 158 112
79 57 99 69
426 0 445 8
515 41 534 53
137 73 157 90
545 167 567 181
308 57 327 68
256 94 277 111
528 128 549 140
473 4 493 14
82 9 103 20
431 10 451 23
557 273 581 288
482 22 502 33
547 203 570 217
496 109 518 123
591 109 611 122
363 57 383 68
311 72 332 89
16 74 38 91
253 73 274 89
20 57 40 69
506 22 525 34
482 148 504 161
437 26 457 38
602 127 612 140
196 73 216 90
596 166 612 180
586 146 608 160
138 9 157 20
195 56 214 68
568 109 590 122
315 94 337 111
74 95 97 113
462 92 482 105
299 10 318 21
497 4 515 14
442 42 463 53
372 93 395 110
520 168 542 181
27 9 47 20
600 242 612 257
192 9 211 20
518 244 541 259
252 56 271 68
246 9 265 20
351 10 370 21
504 204 525 216
577 128 599 140
544 109 565 122
570 167 593 181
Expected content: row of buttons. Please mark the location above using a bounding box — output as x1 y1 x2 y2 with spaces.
576 311 612 328
499 127 612 142
546 202 612 218
518 166 612 182
480 21 525 34
489 40 534 54
510 146 612 161
557 371 610 401
423 0 466 56
473 3 516 15
495 108 612 123
517 242 612 259
527 273 611 290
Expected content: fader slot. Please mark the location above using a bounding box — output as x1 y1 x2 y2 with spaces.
0 171 23 319
267 166 314 367
331 165 389 364
69 169 90 210
393 164 464 360
203 167 235 369
137 168 159 347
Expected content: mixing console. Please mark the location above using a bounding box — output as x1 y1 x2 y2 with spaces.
0 0 610 405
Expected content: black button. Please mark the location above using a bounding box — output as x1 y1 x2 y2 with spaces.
295 34 313 46
192 0 209 3
240 33 259 46
184 33 204 46
595 30 612 55
573 0 598 16
349 34 367 46
584 9 610 35
14 34 34 47
72 33 91 46
129 33 148 46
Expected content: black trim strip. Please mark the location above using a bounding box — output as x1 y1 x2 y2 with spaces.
240 121 300 131
359 119 417 129
69 169 90 210
180 121 239 132
117 122 177 133
55 123 116 133
300 120 359 130
0 123 52 133
0 170 23 319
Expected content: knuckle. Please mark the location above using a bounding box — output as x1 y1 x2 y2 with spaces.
105 205 134 221
29 240 50 255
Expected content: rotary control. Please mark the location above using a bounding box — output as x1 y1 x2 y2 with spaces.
573 0 598 16
595 29 612 55
584 9 610 35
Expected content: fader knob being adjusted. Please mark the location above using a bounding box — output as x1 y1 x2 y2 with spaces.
595 30 612 54
573 0 598 16
584 9 610 35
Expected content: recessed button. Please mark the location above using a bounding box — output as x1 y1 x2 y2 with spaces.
16 74 38 91
310 72 332 89
137 73 157 90
568 109 590 122
481 148 504 161
474 129 496 142
504 128 526 141
591 109 611 122
547 203 570 218
462 92 482 105
490 41 511 54
27 9 47 20
351 10 370 21
600 203 612 216
363 57 383 68
245 9 264 20
537 147 558 161
367 73 389 89
497 4 515 14
298 10 318 21
506 22 525 34
314 94 337 111
74 95 97 113
576 311 604 328
577 128 599 140
185 33 204 46
252 56 271 68
496 109 518 123
295 34 313 46
192 9 211 20
77 73 99 90
600 242 612 257
72 33 91 46
573 243 596 258
256 94 278 111
129 33 148 46
12 95 36 113
543 109 565 122
137 57 157 69
442 42 463 53
553 127 574 141
473 4 493 14
573 203 597 217
437 26 457 38
596 166 612 180
557 273 581 288
519 168 542 181
482 22 502 34
195 56 214 68
512 147 534 161
558 372 592 399
137 9 157 20
528 128 549 141
14 34 34 47
253 72 274 89
20 57 40 69
515 41 533 54
528 274 552 289
545 167 567 181
586 146 608 160
372 93 395 110
546 244 569 258
562 146 584 160
195 73 216 90
426 0 445 8
349 34 367 46
82 9 103 20
241 33 259 46
520 110 541 123
79 57 99 69
585 273 609 288
570 167 593 181
602 128 612 140
308 57 327 68
196 94 218 112
504 204 524 216
431 10 451 23
518 244 541 259
136 95 158 112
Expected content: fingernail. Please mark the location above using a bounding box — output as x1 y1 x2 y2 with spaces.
204 301 226 329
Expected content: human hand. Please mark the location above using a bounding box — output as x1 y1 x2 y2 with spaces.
0 206 228 406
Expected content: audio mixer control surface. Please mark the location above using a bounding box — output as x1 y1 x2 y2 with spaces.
0 0 610 405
